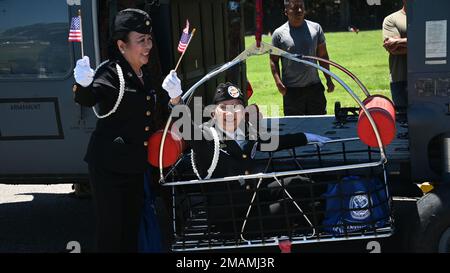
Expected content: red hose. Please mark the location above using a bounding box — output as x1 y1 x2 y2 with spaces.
255 0 263 47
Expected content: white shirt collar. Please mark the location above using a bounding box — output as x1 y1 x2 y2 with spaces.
216 126 245 141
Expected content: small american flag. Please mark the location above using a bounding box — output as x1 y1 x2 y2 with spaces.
68 16 82 42
177 20 191 53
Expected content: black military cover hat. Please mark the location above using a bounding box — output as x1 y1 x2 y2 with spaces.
213 82 245 105
113 8 152 34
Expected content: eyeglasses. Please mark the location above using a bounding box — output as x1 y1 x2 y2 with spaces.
217 104 244 113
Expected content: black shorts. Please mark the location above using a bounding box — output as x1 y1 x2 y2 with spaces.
283 82 326 116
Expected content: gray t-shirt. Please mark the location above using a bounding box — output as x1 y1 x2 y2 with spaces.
272 20 326 87
382 10 407 83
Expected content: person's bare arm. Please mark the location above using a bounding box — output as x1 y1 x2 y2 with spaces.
382 15 407 55
316 42 335 93
270 54 287 96
384 37 407 55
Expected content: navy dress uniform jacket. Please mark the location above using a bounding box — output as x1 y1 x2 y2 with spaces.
190 123 308 179
73 55 162 174
188 121 310 236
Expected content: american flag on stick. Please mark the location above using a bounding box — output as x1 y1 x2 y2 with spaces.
177 20 192 53
174 20 196 71
68 16 82 42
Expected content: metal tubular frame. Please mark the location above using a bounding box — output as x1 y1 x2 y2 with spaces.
169 138 392 251
301 55 371 97
158 42 388 184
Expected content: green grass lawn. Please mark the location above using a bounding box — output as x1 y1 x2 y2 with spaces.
245 30 391 116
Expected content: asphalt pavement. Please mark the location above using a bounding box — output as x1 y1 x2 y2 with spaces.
0 184 94 253
0 184 412 253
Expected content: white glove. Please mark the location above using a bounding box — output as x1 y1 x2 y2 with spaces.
305 133 331 147
162 70 183 99
74 56 94 87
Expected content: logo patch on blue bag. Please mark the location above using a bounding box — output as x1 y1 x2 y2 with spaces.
322 176 389 235
349 192 370 220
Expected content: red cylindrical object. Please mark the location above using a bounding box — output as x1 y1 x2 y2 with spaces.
148 129 185 168
357 95 396 148
246 80 254 99
278 240 292 253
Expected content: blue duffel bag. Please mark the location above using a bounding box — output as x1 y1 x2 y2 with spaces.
322 176 390 235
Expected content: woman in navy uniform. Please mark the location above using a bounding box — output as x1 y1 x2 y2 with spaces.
73 9 166 252
162 74 330 237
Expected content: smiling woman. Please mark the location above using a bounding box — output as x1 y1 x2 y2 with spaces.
116 32 153 78
72 8 168 253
